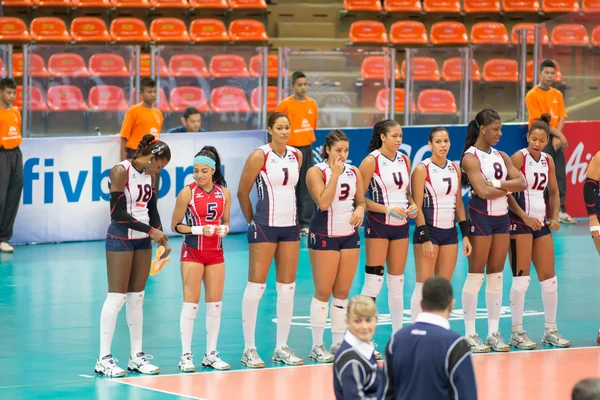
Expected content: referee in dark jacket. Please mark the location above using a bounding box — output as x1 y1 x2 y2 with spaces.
383 277 477 400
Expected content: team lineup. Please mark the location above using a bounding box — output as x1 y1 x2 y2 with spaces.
93 106 600 378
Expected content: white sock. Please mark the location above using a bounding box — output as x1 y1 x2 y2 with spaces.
486 273 503 335
126 291 145 358
100 293 126 358
541 276 558 330
310 297 329 347
242 282 265 351
462 273 484 337
331 297 348 347
510 276 530 328
180 302 199 355
276 282 296 349
387 274 405 334
206 302 222 354
410 283 423 324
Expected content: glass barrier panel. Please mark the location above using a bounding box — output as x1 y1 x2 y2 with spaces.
24 44 137 137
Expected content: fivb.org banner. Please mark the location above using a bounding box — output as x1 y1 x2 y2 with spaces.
13 130 266 244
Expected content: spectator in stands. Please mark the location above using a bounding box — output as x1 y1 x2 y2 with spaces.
383 277 477 400
167 106 206 133
276 71 318 236
0 78 22 253
120 78 164 161
573 379 600 400
525 60 574 224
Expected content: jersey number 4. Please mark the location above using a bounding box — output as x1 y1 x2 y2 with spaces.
532 172 547 191
135 184 152 202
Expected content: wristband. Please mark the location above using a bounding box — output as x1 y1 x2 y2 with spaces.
385 206 390 215
416 225 431 243
491 180 502 189
590 226 600 233
191 226 204 235
218 225 229 235
459 220 470 237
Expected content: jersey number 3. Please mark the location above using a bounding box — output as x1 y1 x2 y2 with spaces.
339 183 350 201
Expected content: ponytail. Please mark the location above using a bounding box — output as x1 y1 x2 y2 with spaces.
321 129 349 160
460 109 500 188
195 146 227 187
368 119 400 153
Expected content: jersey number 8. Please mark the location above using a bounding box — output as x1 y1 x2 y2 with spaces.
492 162 504 180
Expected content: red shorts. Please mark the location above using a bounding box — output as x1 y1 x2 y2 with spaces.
180 244 224 266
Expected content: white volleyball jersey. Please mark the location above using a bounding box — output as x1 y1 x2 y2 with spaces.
464 146 508 216
421 158 459 229
514 149 549 223
368 149 410 226
108 160 152 239
310 162 358 237
254 144 300 227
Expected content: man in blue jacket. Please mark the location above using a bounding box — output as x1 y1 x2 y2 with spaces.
383 277 477 400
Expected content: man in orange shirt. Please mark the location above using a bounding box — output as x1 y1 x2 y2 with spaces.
276 71 319 235
120 78 164 161
525 60 574 224
0 78 22 252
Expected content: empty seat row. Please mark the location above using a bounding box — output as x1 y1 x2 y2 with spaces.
343 0 590 13
351 20 597 46
0 17 268 43
2 0 267 10
375 88 457 115
17 84 277 113
10 52 278 78
361 56 563 83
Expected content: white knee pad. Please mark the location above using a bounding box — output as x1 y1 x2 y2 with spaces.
331 298 348 334
244 282 266 301
105 292 127 312
387 274 405 296
511 276 531 292
276 282 296 303
463 273 484 294
540 276 557 292
206 302 222 318
126 291 145 309
310 298 329 328
362 266 384 298
181 302 199 320
486 272 503 293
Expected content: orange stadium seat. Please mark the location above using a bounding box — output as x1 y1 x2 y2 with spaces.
360 56 401 80
349 21 388 44
343 0 382 11
33 0 71 6
542 0 579 12
470 22 509 45
228 0 267 9
401 57 440 81
526 59 562 83
482 58 518 82
88 85 129 112
511 23 549 45
169 86 210 112
89 53 130 77
250 86 279 112
0 17 31 41
189 0 228 8
442 58 481 81
2 0 33 6
249 54 278 78
384 0 422 12
417 89 456 114
430 22 468 45
592 26 600 46
15 85 47 111
48 53 90 77
390 21 428 45
30 17 71 42
110 18 150 42
228 19 268 42
47 85 88 112
13 53 50 77
423 0 461 13
132 87 170 112
463 0 500 12
169 54 209 77
209 54 250 77
110 0 151 8
551 24 589 46
583 0 600 13
211 86 250 112
502 0 539 12
150 18 190 42
135 54 169 77
70 17 111 42
150 0 188 7
375 88 416 113
71 0 111 7
190 19 229 43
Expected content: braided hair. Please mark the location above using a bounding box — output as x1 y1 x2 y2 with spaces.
133 134 171 162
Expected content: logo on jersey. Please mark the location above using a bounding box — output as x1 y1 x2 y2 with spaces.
196 192 204 198
287 153 296 161
541 158 548 166
215 191 223 198
448 164 455 172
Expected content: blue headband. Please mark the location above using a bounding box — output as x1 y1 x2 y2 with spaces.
193 155 216 170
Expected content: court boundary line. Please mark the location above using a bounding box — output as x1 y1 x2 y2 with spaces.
111 379 208 400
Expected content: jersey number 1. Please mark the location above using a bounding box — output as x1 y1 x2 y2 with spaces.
282 168 289 186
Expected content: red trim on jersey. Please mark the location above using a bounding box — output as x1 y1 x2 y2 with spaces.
425 163 432 184
320 167 327 183
374 154 381 177
292 149 300 169
261 151 268 172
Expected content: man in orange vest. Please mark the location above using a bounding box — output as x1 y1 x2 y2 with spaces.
0 78 22 252
276 71 319 235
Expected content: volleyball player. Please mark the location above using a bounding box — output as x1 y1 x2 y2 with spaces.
358 120 416 358
460 109 526 353
584 153 600 343
410 127 472 324
307 130 366 363
237 112 304 368
171 147 231 372
507 114 571 349
95 134 171 377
